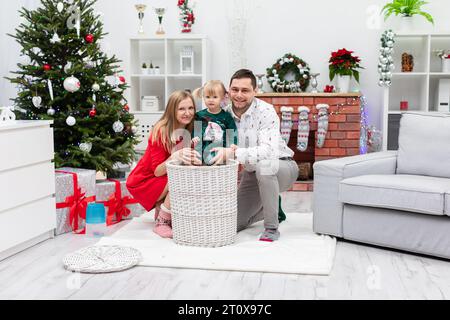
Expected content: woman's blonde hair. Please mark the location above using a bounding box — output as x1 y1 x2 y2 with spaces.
151 91 195 152
192 80 227 100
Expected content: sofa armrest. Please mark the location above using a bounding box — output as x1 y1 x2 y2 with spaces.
312 151 398 237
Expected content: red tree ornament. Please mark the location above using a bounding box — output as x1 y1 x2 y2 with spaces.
43 64 51 71
119 76 126 83
123 104 130 112
89 108 97 117
85 34 94 43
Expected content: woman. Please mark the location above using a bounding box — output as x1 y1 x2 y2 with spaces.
126 91 201 238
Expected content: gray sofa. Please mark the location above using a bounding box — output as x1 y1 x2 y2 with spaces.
313 112 450 259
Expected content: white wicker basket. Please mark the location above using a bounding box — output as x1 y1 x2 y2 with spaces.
166 160 239 248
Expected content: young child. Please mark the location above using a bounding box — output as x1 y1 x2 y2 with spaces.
192 81 238 165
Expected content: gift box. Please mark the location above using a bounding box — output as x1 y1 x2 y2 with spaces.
95 179 146 225
55 168 96 235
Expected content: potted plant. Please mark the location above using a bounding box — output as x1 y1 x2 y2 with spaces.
329 48 363 93
141 62 148 75
381 0 434 30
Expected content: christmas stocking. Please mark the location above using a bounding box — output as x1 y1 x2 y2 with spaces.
297 106 310 152
316 104 330 148
280 106 294 144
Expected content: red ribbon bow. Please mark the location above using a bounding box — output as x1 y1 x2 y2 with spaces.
100 179 138 226
55 170 96 234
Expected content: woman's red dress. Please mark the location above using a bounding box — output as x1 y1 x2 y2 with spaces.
126 136 170 212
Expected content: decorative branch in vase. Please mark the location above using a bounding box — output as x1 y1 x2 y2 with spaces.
434 49 450 73
178 0 196 33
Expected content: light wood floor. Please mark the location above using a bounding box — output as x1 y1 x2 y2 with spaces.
0 192 449 300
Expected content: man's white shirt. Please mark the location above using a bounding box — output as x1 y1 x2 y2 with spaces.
226 98 294 172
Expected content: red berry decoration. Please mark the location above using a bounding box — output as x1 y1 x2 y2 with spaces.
89 108 97 117
85 34 94 43
43 64 51 71
123 104 130 112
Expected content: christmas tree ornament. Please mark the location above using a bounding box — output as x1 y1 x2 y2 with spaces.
297 106 311 152
123 104 130 112
64 62 72 73
92 83 100 91
84 58 95 69
85 34 94 43
79 142 92 153
47 79 54 101
67 4 81 37
66 115 76 126
113 120 124 133
92 94 97 102
316 104 329 148
119 76 126 84
57 2 64 13
32 96 42 108
89 108 97 117
43 64 51 71
47 107 56 116
131 126 138 134
64 75 81 93
50 32 61 43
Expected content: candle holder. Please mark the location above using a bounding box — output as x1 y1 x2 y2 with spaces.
154 7 166 35
255 74 266 94
135 4 147 34
310 73 320 93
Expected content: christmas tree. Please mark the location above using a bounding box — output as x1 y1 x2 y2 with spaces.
8 0 139 176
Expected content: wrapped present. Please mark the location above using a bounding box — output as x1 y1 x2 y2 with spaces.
96 179 146 225
55 168 96 235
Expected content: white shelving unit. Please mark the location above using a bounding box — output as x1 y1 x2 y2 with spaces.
129 35 208 151
383 32 450 150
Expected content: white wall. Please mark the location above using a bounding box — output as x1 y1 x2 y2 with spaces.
2 0 450 129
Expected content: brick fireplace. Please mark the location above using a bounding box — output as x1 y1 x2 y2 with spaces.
256 93 362 191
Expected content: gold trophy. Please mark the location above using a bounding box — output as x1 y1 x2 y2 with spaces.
154 7 166 35
135 4 147 34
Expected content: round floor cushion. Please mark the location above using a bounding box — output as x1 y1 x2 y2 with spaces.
63 245 142 274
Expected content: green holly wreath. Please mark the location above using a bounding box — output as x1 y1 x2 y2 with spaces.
266 53 311 92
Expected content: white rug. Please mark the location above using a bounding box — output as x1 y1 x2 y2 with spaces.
96 212 336 275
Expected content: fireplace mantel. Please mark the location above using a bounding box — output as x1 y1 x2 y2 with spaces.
256 93 362 191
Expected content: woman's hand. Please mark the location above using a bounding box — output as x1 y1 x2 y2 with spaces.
171 148 202 166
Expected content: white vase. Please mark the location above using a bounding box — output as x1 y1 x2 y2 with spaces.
141 68 148 75
442 59 450 73
399 16 414 32
336 75 351 93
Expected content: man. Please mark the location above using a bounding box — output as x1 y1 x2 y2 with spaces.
212 69 299 242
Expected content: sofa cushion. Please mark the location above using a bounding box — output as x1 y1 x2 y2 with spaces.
397 112 450 179
339 174 450 216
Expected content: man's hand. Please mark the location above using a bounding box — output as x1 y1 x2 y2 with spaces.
210 147 236 165
171 148 202 166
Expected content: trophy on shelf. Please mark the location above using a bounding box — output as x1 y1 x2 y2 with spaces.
154 7 166 35
255 74 266 94
135 4 147 34
310 73 320 93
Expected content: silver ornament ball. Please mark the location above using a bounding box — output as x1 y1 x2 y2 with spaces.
113 120 124 133
47 108 55 116
66 116 76 126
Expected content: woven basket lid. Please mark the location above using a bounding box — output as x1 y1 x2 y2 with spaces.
63 245 142 274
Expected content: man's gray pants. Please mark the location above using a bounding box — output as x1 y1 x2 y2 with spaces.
237 159 299 231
